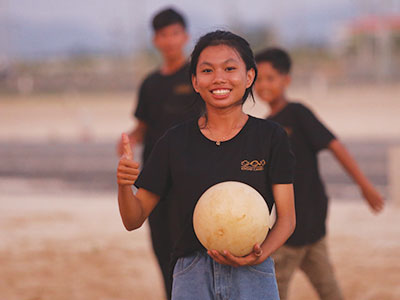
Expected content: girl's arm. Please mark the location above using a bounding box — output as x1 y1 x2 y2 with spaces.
209 183 295 266
118 185 160 231
328 139 384 213
117 133 160 230
256 183 296 258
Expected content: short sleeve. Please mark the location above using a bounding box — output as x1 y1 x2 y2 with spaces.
295 104 335 152
268 125 295 184
134 80 149 122
134 133 171 197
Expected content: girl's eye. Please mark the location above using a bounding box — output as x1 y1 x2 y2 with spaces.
201 68 212 73
226 66 236 71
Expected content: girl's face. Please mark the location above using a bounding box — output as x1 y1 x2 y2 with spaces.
192 44 255 110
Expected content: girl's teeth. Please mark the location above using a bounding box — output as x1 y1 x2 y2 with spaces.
212 89 230 95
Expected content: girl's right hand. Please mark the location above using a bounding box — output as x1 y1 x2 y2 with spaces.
207 243 265 267
117 133 140 186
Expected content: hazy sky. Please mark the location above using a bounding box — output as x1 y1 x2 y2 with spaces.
4 0 358 31
2 0 400 57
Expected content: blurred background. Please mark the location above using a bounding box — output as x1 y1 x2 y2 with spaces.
1 0 400 299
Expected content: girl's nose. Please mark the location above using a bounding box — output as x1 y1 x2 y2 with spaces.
213 69 227 84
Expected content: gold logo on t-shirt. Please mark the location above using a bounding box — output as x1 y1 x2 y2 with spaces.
241 160 266 171
174 84 193 95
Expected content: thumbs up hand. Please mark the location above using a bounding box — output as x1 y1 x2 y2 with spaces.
117 132 136 157
117 133 140 186
121 133 133 160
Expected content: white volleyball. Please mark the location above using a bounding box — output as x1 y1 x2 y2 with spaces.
193 181 272 257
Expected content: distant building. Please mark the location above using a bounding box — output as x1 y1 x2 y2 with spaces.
334 15 400 82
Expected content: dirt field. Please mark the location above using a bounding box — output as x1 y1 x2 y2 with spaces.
1 191 399 300
1 85 400 299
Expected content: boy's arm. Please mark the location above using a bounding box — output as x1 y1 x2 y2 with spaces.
117 76 150 156
129 120 148 143
328 139 384 213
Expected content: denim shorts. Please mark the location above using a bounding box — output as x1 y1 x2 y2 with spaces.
172 250 280 300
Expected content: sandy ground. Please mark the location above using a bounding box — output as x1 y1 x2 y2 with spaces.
0 191 165 300
1 191 399 300
1 85 400 299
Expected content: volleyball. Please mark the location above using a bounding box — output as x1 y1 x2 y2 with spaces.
193 181 275 256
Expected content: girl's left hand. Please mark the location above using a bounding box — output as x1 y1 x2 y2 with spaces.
207 243 265 267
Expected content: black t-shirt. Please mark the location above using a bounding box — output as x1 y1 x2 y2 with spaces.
267 102 336 246
134 63 202 162
135 116 295 266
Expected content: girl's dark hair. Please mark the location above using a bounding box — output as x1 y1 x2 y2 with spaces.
189 30 258 105
255 47 291 74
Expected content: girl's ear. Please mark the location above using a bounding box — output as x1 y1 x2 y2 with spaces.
192 74 199 93
246 68 256 88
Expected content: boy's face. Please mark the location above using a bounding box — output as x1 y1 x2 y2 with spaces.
254 62 290 104
153 23 188 61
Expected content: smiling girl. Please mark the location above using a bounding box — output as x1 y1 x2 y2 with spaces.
117 30 296 299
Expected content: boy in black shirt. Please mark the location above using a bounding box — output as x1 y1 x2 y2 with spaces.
116 8 201 299
254 48 384 300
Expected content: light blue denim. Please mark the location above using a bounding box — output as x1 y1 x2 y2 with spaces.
172 250 280 300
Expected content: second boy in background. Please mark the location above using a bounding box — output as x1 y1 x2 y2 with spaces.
254 48 384 300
